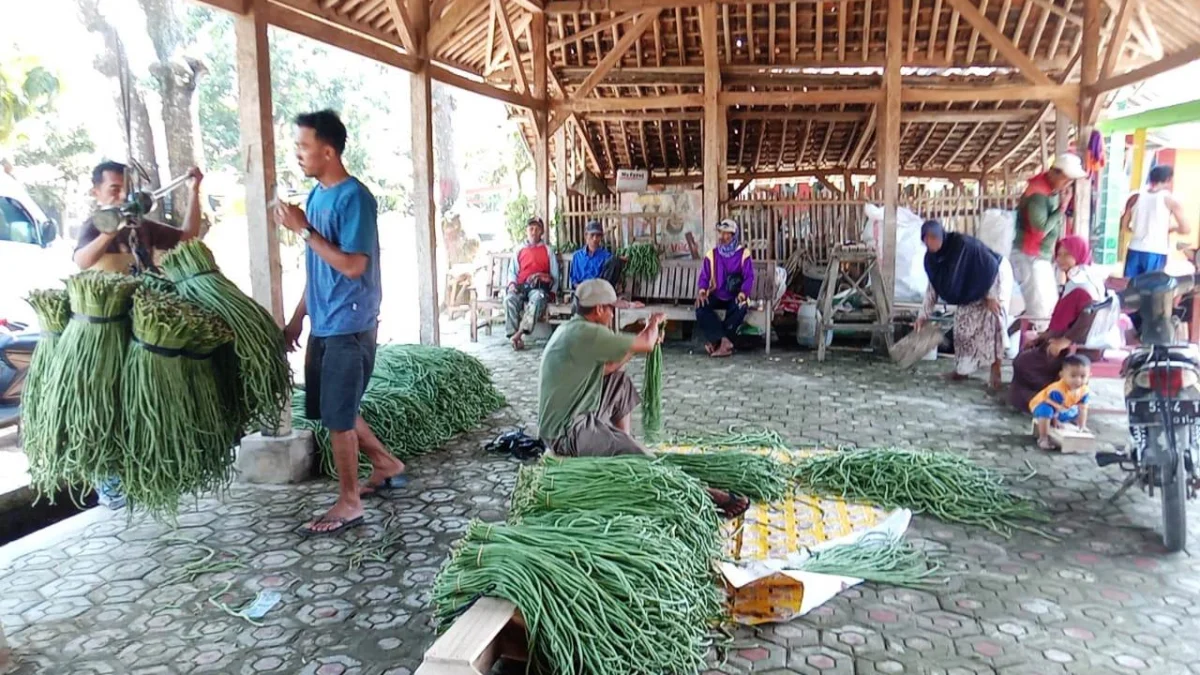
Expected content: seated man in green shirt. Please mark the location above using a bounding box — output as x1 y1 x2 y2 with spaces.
537 279 750 518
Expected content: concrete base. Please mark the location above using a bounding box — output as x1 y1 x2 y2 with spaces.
235 430 315 484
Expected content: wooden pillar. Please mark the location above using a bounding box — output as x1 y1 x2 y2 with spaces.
410 0 439 345
532 13 550 222
1054 107 1070 156
554 127 568 221
700 3 722 247
877 0 903 301
235 1 290 435
1074 0 1100 238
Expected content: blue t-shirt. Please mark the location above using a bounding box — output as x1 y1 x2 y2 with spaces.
570 246 613 285
304 177 381 337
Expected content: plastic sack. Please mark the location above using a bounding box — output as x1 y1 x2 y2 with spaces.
862 204 928 304
976 209 1016 258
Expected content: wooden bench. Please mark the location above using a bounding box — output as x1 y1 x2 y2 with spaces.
469 253 575 342
414 597 528 675
615 259 777 353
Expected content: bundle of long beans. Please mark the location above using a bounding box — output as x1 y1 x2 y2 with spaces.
792 447 1048 537
655 450 791 502
31 272 138 494
120 289 236 518
292 344 506 476
674 424 790 451
618 243 661 281
510 456 721 557
433 517 720 675
798 532 946 589
159 240 290 431
641 343 663 440
20 289 70 487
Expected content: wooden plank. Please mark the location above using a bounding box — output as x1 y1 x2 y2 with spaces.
701 3 721 249
561 93 702 112
573 10 662 100
943 0 1053 85
719 89 884 106
547 11 637 50
415 597 522 675
1089 0 1133 122
265 3 420 72
494 0 529 94
412 6 439 346
880 0 901 301
428 0 488 53
428 64 542 109
533 12 550 221
902 84 1079 103
1091 44 1200 94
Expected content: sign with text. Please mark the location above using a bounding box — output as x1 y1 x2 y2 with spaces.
615 168 649 192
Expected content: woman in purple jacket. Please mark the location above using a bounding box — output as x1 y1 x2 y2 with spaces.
696 219 755 357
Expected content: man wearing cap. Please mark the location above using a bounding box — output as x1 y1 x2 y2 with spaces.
538 278 750 518
1012 154 1086 329
570 220 624 287
696 218 755 357
506 216 559 350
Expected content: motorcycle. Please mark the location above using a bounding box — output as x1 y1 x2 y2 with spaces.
0 320 38 429
1098 271 1200 552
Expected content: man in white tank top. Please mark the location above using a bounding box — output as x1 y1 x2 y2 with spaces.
1122 165 1191 278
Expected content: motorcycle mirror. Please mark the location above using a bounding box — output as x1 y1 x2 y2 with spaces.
40 220 57 247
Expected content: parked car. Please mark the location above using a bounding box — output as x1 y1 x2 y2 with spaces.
0 174 74 329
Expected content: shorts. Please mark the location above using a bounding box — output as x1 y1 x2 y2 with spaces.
1032 402 1079 423
1124 250 1168 279
550 371 651 458
304 329 377 431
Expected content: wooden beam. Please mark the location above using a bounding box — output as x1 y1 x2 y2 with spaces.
494 0 529 93
1091 43 1200 95
573 10 661 100
547 12 638 51
943 0 1053 86
720 89 884 106
385 0 417 53
701 2 721 247
1090 0 1133 122
815 174 842 195
1078 0 1099 145
560 93 702 111
410 0 438 345
632 166 994 185
533 12 550 221
902 84 1079 103
428 0 488 53
848 107 877 168
198 0 250 13
429 65 542 109
984 102 1051 172
880 0 901 298
265 3 420 72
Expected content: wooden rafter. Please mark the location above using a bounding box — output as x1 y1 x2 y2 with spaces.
944 0 1054 86
493 0 529 93
1092 43 1200 94
1099 0 1134 81
387 0 416 53
573 10 662 100
547 11 637 51
429 0 488 53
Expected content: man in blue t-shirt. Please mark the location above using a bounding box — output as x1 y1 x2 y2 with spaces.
275 109 405 536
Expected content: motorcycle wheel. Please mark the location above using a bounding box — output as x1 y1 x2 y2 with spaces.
1160 429 1188 553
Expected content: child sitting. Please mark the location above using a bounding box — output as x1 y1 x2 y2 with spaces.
1029 354 1092 450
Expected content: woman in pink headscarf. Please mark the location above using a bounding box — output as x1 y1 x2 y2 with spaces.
1009 235 1106 411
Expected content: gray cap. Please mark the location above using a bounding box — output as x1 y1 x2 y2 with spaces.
717 218 739 233
574 279 618 307
585 220 604 235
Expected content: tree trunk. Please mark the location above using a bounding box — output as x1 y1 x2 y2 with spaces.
140 0 206 227
77 0 160 192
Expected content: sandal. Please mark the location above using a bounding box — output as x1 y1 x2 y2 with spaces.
717 492 751 520
296 515 365 537
361 473 409 498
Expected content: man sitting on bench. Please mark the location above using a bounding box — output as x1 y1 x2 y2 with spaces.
506 216 559 351
570 220 624 287
537 278 751 518
696 219 755 357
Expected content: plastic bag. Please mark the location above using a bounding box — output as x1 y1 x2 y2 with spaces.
862 204 928 304
976 209 1016 258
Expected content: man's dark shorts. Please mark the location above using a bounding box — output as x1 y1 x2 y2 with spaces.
304 329 377 431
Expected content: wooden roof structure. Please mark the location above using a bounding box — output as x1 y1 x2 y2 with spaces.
194 0 1200 346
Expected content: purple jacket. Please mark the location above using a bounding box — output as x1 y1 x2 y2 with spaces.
698 247 755 301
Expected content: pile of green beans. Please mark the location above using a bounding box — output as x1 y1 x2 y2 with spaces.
641 343 663 440
30 272 139 495
159 240 291 432
618 243 661 280
432 517 720 675
792 447 1048 537
120 288 236 520
655 450 791 502
292 344 506 476
510 456 721 558
21 289 70 488
673 424 790 451
798 532 946 589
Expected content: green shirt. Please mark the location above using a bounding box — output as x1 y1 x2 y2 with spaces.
537 316 635 441
1014 192 1063 260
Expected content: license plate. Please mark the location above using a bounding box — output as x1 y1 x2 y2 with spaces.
1127 399 1200 426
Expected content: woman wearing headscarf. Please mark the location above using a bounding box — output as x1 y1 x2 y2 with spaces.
1009 235 1104 411
696 218 755 357
916 220 1013 390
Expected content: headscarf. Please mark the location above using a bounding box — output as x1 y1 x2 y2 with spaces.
718 224 741 258
1056 235 1101 302
921 219 1001 306
1055 235 1092 266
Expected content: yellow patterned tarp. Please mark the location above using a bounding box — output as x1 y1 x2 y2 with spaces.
661 446 889 625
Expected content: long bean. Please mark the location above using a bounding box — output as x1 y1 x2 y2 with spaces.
641 344 663 440
21 289 69 493
654 450 791 501
798 531 946 589
617 243 661 281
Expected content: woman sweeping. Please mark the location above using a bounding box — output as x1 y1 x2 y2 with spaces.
915 220 1013 390
1010 235 1105 411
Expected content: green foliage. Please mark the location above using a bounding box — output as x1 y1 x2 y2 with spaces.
504 193 533 247
12 122 96 223
0 54 60 145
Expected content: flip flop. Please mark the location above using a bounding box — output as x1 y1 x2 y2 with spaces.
297 515 365 537
361 473 409 498
718 492 751 520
